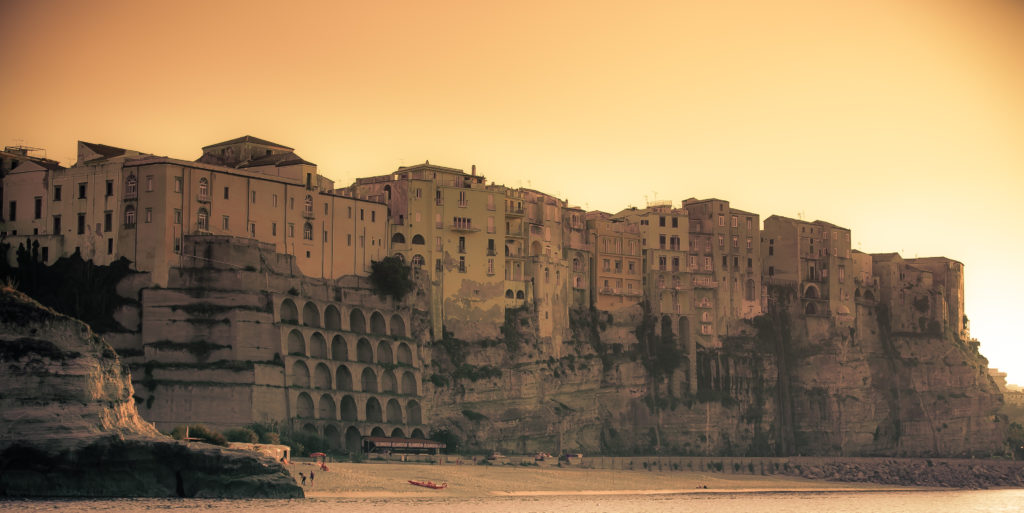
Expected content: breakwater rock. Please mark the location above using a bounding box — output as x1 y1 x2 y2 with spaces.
779 458 1024 489
0 287 302 498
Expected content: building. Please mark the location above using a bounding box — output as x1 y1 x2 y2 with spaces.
872 252 961 336
587 211 643 313
681 198 762 346
761 215 855 320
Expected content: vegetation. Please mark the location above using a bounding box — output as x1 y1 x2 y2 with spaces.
0 241 137 333
170 424 228 446
369 256 415 301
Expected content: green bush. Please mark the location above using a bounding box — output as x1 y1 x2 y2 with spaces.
369 256 415 301
169 424 228 446
224 427 259 443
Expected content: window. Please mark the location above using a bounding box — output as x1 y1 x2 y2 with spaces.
659 234 666 249
487 194 494 210
603 259 610 272
722 255 728 268
251 191 256 203
77 213 86 234
746 217 752 230
107 238 113 255
459 191 467 207
689 255 696 268
658 256 667 270
174 209 181 224
272 194 278 207
672 257 680 271
53 185 62 201
223 187 229 199
732 236 738 248
672 217 678 228
360 209 364 220
34 197 41 219
222 215 229 230
487 216 495 233
458 256 466 273
106 180 113 197
435 236 442 250
436 259 442 272
704 257 712 271
769 266 774 276
487 258 494 275
458 236 466 253
324 203 328 215
250 223 257 236
746 237 752 249
718 214 724 226
145 176 153 192
731 215 738 227
7 201 15 222
104 212 112 232
718 235 724 247
198 177 208 198
303 222 313 240
173 237 181 253
371 211 376 222
272 223 277 236
838 266 845 283
747 257 752 269
78 183 87 199
659 216 666 227
304 195 313 215
196 208 208 231
52 216 61 233
628 261 635 273
288 223 295 237
174 177 182 193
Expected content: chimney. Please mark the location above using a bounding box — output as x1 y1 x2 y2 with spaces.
471 164 476 176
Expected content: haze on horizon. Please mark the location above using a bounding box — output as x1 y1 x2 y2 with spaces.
2 0 1022 383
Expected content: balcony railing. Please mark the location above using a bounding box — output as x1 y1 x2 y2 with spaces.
505 206 524 216
123 191 138 201
196 193 210 203
693 278 718 289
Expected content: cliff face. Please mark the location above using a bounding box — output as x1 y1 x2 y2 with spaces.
425 289 1004 457
0 287 302 498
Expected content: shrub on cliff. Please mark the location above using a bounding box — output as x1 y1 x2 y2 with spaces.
224 427 259 444
369 256 415 301
170 424 229 446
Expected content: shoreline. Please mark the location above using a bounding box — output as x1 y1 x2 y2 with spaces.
288 461 933 499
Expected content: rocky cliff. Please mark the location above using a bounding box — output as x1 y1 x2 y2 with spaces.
0 287 302 498
425 286 1006 458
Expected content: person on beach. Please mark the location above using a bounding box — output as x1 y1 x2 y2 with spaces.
310 470 315 485
299 472 306 486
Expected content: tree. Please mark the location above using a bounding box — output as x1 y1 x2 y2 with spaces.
369 256 415 301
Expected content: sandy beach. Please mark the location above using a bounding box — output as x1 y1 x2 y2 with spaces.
287 460 919 498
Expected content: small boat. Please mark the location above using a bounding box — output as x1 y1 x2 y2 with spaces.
408 479 448 489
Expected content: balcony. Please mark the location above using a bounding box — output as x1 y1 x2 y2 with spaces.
450 223 479 233
487 248 497 256
196 193 210 203
123 191 138 201
599 287 642 297
302 209 315 219
505 206 524 217
693 277 718 289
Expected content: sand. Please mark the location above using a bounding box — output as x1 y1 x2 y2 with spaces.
287 460 918 498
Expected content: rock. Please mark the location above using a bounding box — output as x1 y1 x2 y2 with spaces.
0 287 302 498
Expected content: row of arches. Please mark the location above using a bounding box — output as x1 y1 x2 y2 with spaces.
280 299 407 338
390 233 426 245
300 424 426 453
295 393 422 425
292 361 419 395
286 330 414 365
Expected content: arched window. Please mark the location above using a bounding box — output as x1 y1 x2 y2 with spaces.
125 175 137 196
197 207 209 231
411 254 425 268
572 258 581 272
411 234 425 245
505 289 514 298
392 233 406 244
124 205 136 227
198 177 209 197
304 194 313 216
516 290 525 299
303 222 313 240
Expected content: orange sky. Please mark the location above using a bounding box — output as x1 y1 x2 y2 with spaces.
2 0 1023 384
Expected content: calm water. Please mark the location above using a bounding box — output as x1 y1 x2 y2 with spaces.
2 490 1023 513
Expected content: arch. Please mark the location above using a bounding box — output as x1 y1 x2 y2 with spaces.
370 426 386 437
386 399 403 424
855 288 862 299
391 233 406 244
572 257 581 272
324 305 341 330
805 302 818 315
864 290 876 301
381 370 397 393
340 395 358 421
296 392 314 418
390 314 406 337
396 343 413 365
313 362 331 389
505 289 514 298
280 298 298 324
516 290 525 299
407 400 422 425
370 312 387 335
125 174 137 195
745 279 756 301
336 365 354 390
411 428 425 439
303 302 320 327
660 315 673 339
287 329 305 356
391 427 406 438
302 423 318 434
401 371 417 395
804 284 820 299
345 426 362 454
679 317 690 347
304 194 313 215
309 332 327 359
411 254 425 268
292 360 310 387
377 340 393 364
357 338 374 362
361 367 378 393
324 424 342 450
318 393 336 420
411 234 425 245
349 309 366 333
531 240 542 256
365 397 383 422
331 335 348 361
198 177 208 196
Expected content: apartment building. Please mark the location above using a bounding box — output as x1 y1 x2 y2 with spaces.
0 146 65 263
587 211 643 312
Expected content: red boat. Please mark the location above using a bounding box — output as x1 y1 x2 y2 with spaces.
408 479 448 489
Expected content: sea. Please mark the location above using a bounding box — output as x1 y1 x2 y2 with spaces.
2 490 1023 513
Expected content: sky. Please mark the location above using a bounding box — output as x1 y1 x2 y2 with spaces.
2 0 1022 383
